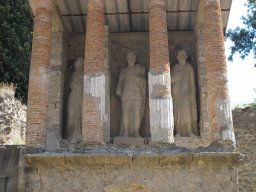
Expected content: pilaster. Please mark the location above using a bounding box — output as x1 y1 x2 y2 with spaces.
26 0 53 148
46 5 67 150
82 0 109 144
148 0 174 143
204 0 235 144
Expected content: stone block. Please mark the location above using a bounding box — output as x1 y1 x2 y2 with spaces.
113 137 146 145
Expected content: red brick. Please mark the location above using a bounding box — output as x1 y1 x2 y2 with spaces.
204 0 229 139
26 1 52 148
149 0 170 73
84 0 105 73
82 0 105 144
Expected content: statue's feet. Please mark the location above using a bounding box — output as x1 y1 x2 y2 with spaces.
135 132 140 137
189 133 196 137
123 131 128 137
175 133 181 137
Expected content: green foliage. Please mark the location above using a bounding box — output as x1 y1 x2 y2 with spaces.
227 0 256 64
0 0 32 103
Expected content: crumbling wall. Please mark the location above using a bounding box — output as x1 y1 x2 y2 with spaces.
0 85 26 145
233 107 256 191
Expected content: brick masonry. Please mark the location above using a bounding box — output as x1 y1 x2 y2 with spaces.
26 0 235 149
21 0 245 190
204 0 234 143
83 0 105 73
82 0 109 144
149 0 170 73
26 0 52 148
148 0 174 143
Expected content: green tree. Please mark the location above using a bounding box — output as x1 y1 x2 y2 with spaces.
0 0 33 102
227 0 256 64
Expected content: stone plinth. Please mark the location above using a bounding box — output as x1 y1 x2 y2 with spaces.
25 149 243 168
174 137 208 149
113 137 146 145
25 147 244 191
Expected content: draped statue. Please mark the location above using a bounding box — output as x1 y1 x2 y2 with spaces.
171 50 198 137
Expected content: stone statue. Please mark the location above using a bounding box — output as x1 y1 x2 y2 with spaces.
116 52 146 137
66 57 84 141
171 50 198 137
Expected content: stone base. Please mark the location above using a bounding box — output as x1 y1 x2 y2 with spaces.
174 136 206 148
25 151 244 192
113 137 147 145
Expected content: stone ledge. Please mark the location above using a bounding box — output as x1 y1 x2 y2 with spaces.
113 137 146 145
174 136 210 148
25 149 244 169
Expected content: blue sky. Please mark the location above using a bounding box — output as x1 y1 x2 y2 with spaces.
225 0 256 105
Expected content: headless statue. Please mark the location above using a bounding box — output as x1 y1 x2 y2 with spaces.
116 52 146 137
171 50 198 137
66 57 84 141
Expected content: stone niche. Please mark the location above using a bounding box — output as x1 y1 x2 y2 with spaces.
167 32 200 137
110 33 150 138
110 32 199 139
60 32 200 142
62 34 85 140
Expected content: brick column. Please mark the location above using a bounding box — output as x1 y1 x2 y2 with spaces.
82 0 109 144
26 0 52 148
148 0 174 143
204 0 235 143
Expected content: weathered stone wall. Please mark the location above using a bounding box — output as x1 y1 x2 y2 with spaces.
233 107 256 192
0 108 255 191
0 146 24 192
47 31 67 149
25 151 242 192
67 34 85 60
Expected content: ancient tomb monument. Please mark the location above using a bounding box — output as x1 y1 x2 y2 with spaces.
23 0 242 191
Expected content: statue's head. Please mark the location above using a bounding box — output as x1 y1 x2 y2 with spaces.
74 57 84 71
127 52 136 66
177 50 188 65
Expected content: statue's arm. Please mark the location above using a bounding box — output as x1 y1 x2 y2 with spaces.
171 65 181 98
116 70 124 96
190 66 196 99
171 65 178 84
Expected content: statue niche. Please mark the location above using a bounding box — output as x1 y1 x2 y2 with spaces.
171 50 198 137
66 57 84 141
116 52 146 137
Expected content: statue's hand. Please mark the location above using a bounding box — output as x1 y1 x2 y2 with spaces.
116 89 121 96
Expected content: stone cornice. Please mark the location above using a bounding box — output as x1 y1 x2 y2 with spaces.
26 150 244 169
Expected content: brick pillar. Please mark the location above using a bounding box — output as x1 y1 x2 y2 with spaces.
82 0 109 144
148 0 174 143
26 0 52 148
204 0 235 143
